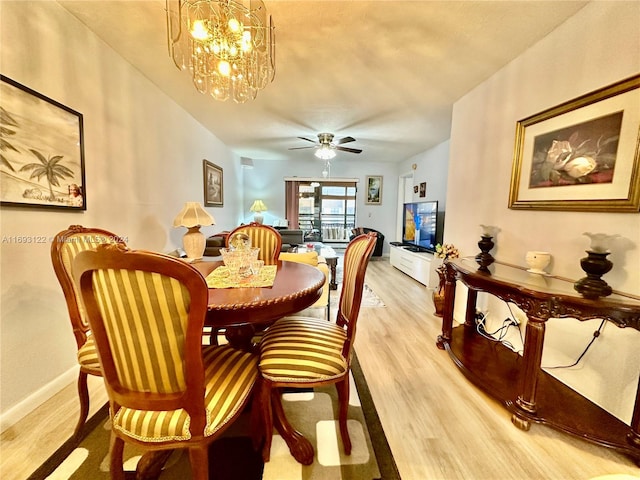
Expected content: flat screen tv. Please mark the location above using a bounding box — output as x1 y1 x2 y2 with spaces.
402 201 438 252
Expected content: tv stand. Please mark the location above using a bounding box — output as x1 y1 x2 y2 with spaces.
438 257 640 463
389 244 434 286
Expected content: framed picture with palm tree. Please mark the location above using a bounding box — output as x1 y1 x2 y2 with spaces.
0 75 86 210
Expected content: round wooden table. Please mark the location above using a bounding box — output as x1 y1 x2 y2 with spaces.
192 259 325 350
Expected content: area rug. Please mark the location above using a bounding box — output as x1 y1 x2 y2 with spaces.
330 251 385 308
30 354 399 480
327 284 385 313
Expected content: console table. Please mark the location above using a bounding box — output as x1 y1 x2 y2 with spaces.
436 257 640 462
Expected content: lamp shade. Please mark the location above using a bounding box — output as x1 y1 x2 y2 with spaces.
173 202 215 228
250 200 268 213
315 145 336 160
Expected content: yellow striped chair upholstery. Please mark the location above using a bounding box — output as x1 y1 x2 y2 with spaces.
258 232 377 464
73 244 259 480
226 222 282 264
51 225 127 440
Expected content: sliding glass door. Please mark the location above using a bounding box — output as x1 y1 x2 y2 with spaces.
296 181 356 242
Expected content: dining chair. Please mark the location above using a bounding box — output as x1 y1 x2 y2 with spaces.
73 243 260 480
257 232 377 462
226 222 282 264
50 224 127 440
278 250 331 320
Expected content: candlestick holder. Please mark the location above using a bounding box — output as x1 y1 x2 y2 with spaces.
574 250 613 299
475 235 495 272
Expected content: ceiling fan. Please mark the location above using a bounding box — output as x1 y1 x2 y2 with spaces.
288 133 362 159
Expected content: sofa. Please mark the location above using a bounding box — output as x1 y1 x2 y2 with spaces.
205 228 304 256
274 228 304 252
203 232 229 257
350 227 384 257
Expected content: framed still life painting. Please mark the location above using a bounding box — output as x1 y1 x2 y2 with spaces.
0 75 86 210
508 74 640 212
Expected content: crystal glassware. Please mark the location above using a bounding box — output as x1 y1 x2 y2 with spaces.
250 259 264 276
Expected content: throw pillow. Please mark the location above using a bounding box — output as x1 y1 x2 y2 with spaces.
279 251 319 266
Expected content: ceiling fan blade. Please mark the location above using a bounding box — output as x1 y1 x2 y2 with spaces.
297 136 317 144
336 146 362 154
288 146 316 150
337 136 356 145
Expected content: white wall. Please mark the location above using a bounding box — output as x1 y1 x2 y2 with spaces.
398 140 450 242
0 1 243 427
445 1 640 422
242 158 400 251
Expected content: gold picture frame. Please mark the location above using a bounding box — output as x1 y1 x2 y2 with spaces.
203 160 223 207
365 175 382 205
508 74 640 212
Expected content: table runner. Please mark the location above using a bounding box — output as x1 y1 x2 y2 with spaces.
205 265 277 288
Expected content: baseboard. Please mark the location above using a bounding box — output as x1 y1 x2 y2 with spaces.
0 366 78 433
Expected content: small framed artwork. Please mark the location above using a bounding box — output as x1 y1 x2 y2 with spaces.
413 185 419 194
0 75 86 210
203 160 223 207
419 182 426 197
509 74 640 212
365 175 382 205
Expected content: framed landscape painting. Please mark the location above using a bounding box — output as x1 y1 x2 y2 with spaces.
365 175 382 205
0 75 86 210
508 74 640 212
203 160 223 207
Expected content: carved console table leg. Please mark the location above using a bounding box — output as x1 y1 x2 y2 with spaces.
464 289 478 327
513 317 546 430
437 263 457 350
627 375 640 450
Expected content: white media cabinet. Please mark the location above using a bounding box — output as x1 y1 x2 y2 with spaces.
389 244 435 287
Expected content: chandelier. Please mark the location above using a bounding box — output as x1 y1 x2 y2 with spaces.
166 0 276 103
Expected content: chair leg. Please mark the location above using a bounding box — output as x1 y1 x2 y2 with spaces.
109 434 125 480
259 379 274 462
188 446 209 480
74 370 90 441
336 376 352 455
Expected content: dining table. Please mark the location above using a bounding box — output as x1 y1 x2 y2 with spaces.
137 258 326 476
192 258 326 350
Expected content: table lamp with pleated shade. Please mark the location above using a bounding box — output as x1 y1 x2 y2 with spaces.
250 200 268 224
173 202 215 260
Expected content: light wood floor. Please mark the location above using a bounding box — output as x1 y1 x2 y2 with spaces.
2 258 639 479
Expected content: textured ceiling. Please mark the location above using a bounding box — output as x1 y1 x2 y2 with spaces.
58 0 588 164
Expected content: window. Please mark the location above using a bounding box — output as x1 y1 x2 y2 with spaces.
298 181 356 242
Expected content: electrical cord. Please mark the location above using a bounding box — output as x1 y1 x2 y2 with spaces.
506 302 524 348
545 319 606 369
475 311 520 351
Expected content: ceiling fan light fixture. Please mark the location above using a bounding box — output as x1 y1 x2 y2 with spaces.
166 0 276 103
315 145 336 160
